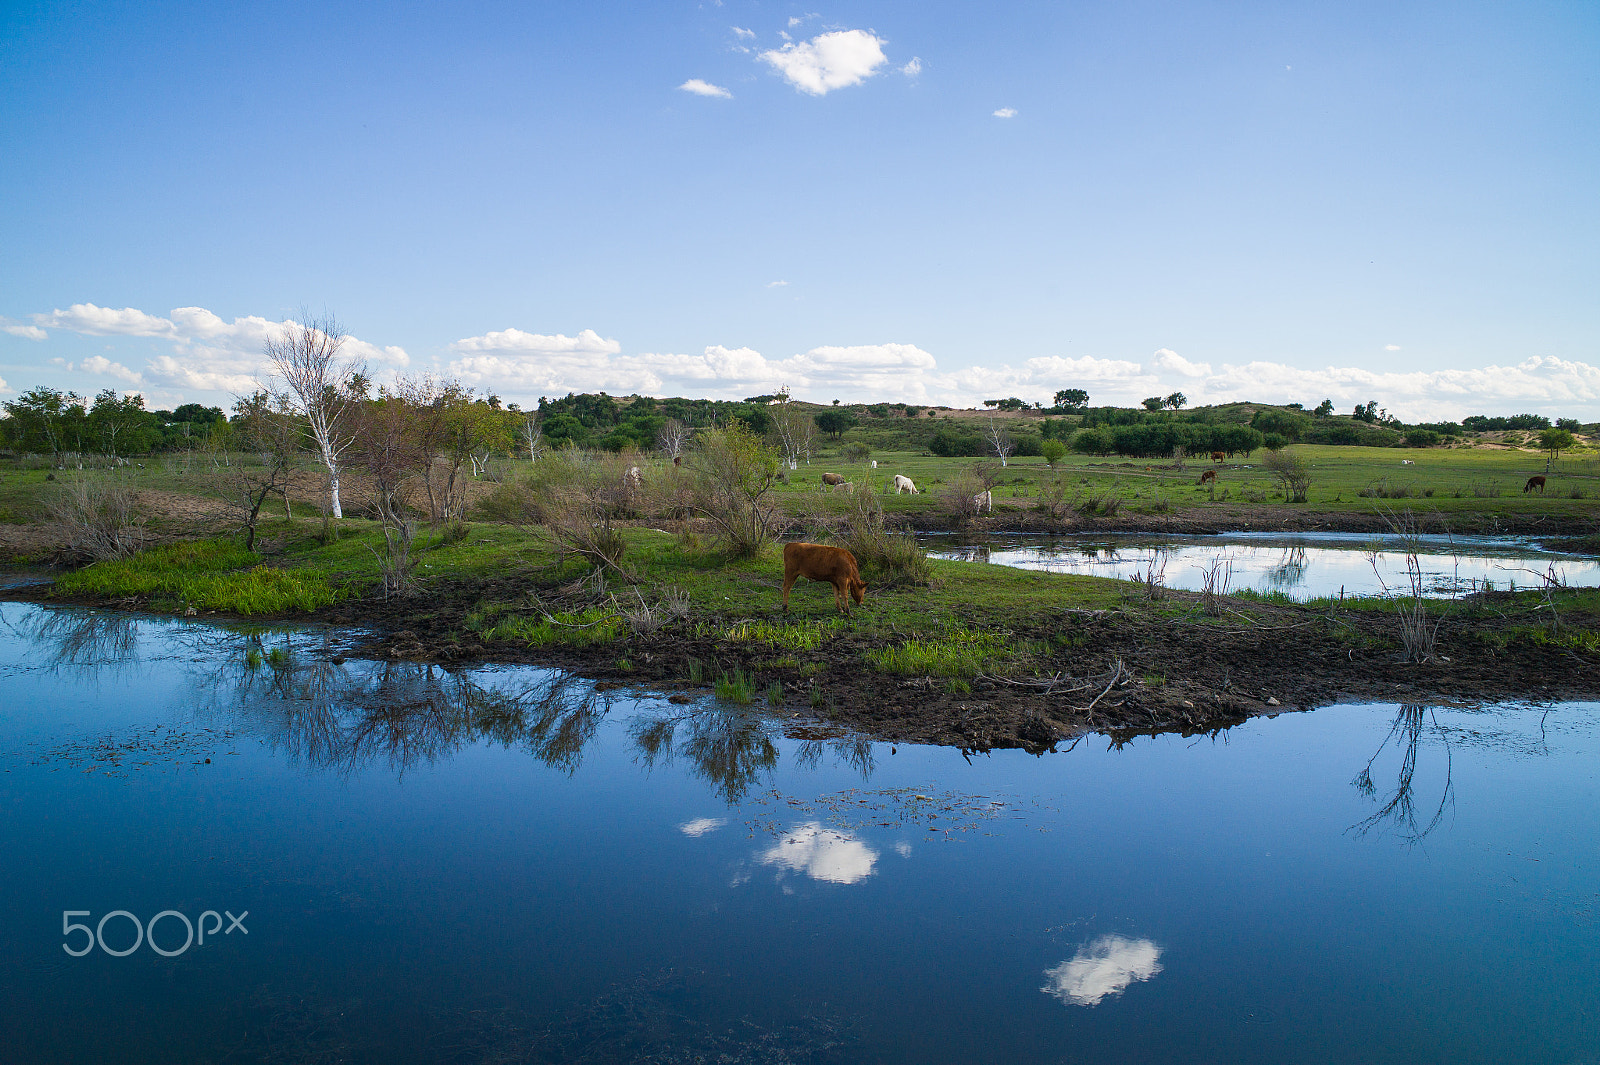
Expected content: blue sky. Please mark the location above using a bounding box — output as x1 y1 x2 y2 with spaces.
2 0 1597 419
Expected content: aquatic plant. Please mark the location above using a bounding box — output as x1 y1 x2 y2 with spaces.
714 668 756 705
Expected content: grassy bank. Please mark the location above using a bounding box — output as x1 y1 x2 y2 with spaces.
20 513 1597 750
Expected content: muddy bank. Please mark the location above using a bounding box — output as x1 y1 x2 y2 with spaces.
6 553 1594 754
301 578 1597 753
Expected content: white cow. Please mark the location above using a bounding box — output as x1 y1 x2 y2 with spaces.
973 490 992 514
893 474 918 495
871 460 878 469
1400 459 1414 465
833 481 856 494
624 466 643 492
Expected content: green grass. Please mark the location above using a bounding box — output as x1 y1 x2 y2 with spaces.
865 629 1015 677
714 668 756 704
54 539 346 614
480 606 623 648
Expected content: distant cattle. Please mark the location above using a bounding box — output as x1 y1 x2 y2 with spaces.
1211 451 1226 464
1198 469 1216 485
1401 459 1414 465
893 474 918 495
871 460 878 469
673 455 682 467
822 472 846 486
973 490 992 514
781 542 867 615
623 466 642 492
833 481 856 494
1525 475 1547 494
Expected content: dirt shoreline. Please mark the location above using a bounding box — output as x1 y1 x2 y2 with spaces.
9 557 1593 754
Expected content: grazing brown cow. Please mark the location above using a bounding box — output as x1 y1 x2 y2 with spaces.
822 472 846 486
782 542 866 615
1211 451 1226 464
1198 469 1216 485
1525 475 1547 494
673 455 682 467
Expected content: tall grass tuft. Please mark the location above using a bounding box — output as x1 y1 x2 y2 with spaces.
866 630 1012 677
715 669 756 704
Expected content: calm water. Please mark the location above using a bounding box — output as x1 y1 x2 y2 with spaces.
1 601 1597 1063
927 532 1600 600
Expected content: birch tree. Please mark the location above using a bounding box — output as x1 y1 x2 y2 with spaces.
264 310 364 518
770 389 815 470
985 413 1016 468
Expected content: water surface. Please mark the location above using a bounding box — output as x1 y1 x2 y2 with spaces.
1 602 1596 1063
926 531 1600 599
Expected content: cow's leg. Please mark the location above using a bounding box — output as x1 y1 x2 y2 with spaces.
834 580 850 615
782 572 797 612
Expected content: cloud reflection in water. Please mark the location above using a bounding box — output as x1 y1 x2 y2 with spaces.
1041 935 1163 1007
759 822 878 884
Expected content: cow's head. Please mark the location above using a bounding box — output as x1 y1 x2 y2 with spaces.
850 577 867 606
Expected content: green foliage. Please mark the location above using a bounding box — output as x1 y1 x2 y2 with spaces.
929 427 987 457
1041 438 1068 465
814 408 858 438
55 539 344 614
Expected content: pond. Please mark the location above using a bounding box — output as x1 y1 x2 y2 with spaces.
926 531 1600 600
1 601 1597 1063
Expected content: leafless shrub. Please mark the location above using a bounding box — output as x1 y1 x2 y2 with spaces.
1263 449 1312 503
1368 508 1441 663
617 585 692 635
347 388 431 597
210 390 303 551
685 423 783 558
937 463 998 524
836 489 928 587
1138 554 1168 600
1077 491 1123 517
45 475 148 562
1200 557 1232 616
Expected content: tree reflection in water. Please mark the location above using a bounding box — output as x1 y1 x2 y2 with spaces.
189 632 873 800
1265 546 1308 591
207 645 615 778
630 705 779 804
11 607 141 672
1349 704 1455 843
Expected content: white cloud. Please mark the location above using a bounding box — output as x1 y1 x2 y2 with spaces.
680 78 732 98
761 29 888 95
1150 348 1211 378
767 280 790 287
24 303 409 402
732 26 755 39
993 107 1017 118
901 57 922 77
37 303 176 337
0 374 10 394
679 817 727 837
80 355 143 384
1385 344 1402 351
1042 935 1163 1007
2 321 48 340
442 328 1600 420
758 822 878 884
